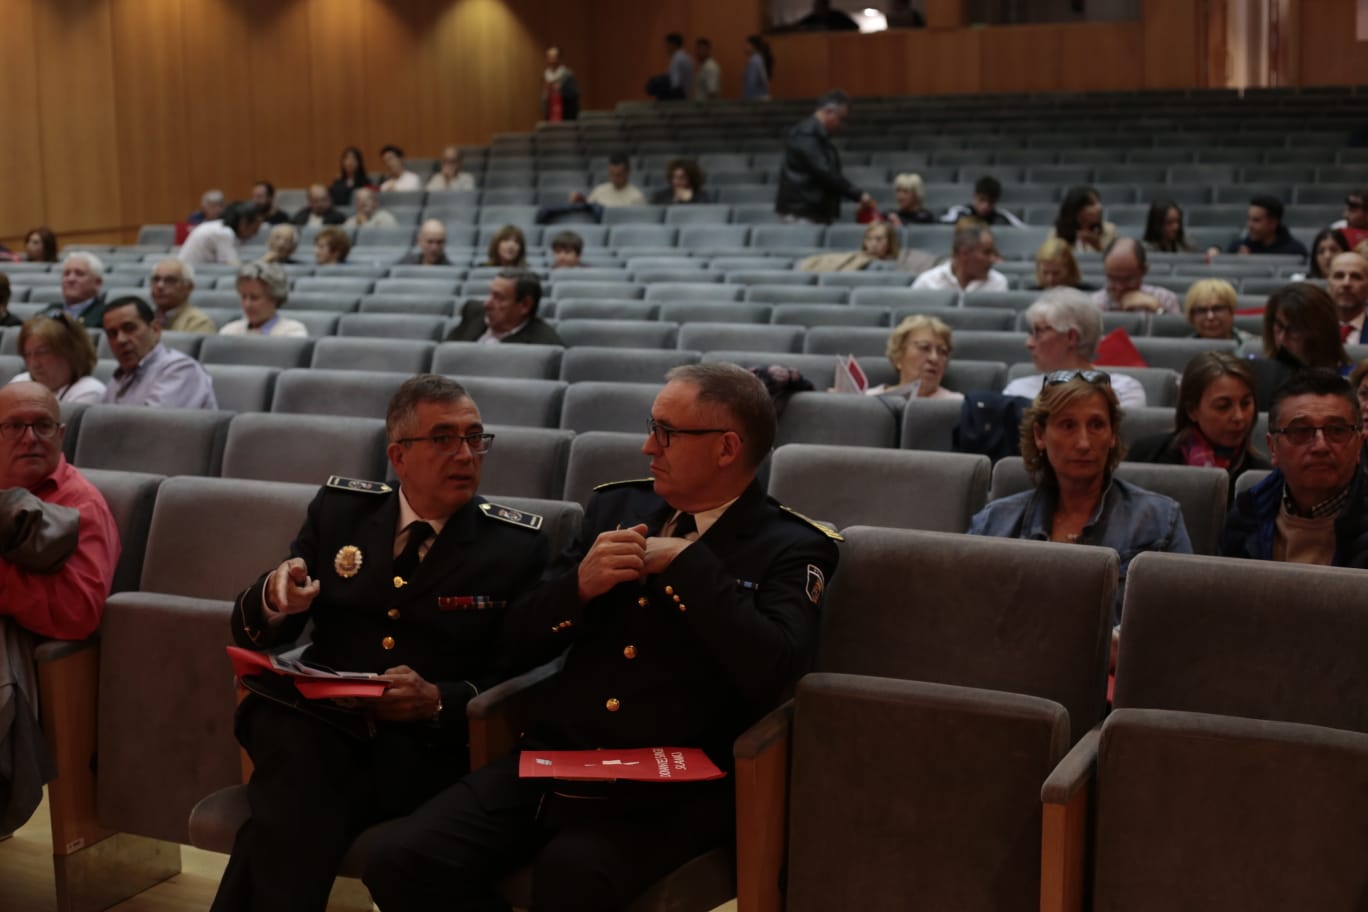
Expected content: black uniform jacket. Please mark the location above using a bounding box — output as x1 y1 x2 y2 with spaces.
500 478 840 769
232 480 550 728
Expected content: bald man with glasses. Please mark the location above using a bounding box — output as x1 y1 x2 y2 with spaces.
1223 369 1368 566
363 362 841 912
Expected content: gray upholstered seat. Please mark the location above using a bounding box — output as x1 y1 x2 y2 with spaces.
444 376 567 428
558 347 699 384
767 444 990 532
271 368 409 419
556 320 679 349
559 381 660 434
337 313 448 342
221 413 388 486
202 364 279 413
73 405 234 476
309 337 436 373
677 323 804 354
775 392 898 448
561 431 653 508
477 426 575 501
79 468 164 594
899 397 965 452
199 335 315 369
431 342 564 380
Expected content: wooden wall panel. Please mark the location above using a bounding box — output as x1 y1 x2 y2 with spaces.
980 26 1064 94
108 0 192 229
0 1 46 240
241 0 318 189
1296 0 1368 85
1142 0 1202 88
306 0 369 187
828 31 905 97
905 28 983 96
32 0 122 234
179 2 254 208
1057 23 1145 92
769 32 836 100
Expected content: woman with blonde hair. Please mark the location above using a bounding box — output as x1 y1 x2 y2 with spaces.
1184 278 1254 344
11 312 105 403
1032 238 1084 290
867 314 961 399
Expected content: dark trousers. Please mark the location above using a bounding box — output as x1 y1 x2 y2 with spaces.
210 695 467 912
362 753 734 912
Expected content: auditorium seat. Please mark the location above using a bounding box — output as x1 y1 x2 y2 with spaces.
477 426 575 502
560 381 660 434
221 413 388 486
202 364 279 413
431 341 564 380
643 281 739 301
310 337 436 373
744 284 848 305
770 304 887 328
79 468 163 594
200 335 315 369
803 325 890 357
775 392 898 448
73 405 234 476
271 368 409 419
677 323 804 354
551 282 645 301
768 444 990 532
556 319 679 349
337 313 448 342
558 346 698 384
561 431 651 507
899 397 965 452
554 299 658 321
443 376 567 428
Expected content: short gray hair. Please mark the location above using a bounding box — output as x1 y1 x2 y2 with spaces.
63 251 105 279
1024 287 1101 358
386 375 471 442
202 189 225 207
236 261 289 305
153 257 195 284
664 363 776 469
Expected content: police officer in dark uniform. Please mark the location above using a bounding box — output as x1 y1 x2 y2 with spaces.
211 375 550 912
363 363 841 912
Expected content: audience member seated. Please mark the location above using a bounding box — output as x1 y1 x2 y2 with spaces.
314 227 353 266
649 158 709 205
344 187 399 230
427 146 476 192
292 183 347 227
867 314 962 400
1048 185 1117 254
1005 288 1147 407
1142 199 1197 253
1218 194 1308 258
220 262 308 338
11 313 105 404
361 364 838 912
1331 188 1368 250
550 231 584 268
799 221 900 272
484 224 528 268
1352 360 1368 433
775 90 871 224
446 269 564 346
330 145 371 208
1030 238 1092 291
1127 352 1270 501
43 251 107 329
187 188 226 226
0 275 17 327
179 202 266 267
258 224 300 265
940 175 1025 228
209 375 550 911
1294 227 1350 280
0 381 119 833
1329 251 1368 344
22 226 58 263
875 172 935 225
742 34 772 101
969 370 1191 629
1250 283 1350 408
911 225 1008 294
379 144 422 193
149 258 215 333
252 181 291 226
399 220 452 266
1222 369 1368 566
1185 278 1254 344
101 296 217 409
572 153 646 208
1092 237 1181 314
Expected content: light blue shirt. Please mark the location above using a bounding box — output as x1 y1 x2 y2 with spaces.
104 343 218 410
669 49 694 97
743 53 769 100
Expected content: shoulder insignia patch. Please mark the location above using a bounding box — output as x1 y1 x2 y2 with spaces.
479 502 544 531
592 477 655 492
779 505 844 541
326 475 393 495
806 564 826 604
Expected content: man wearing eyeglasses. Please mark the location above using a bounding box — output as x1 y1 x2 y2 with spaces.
364 363 841 912
0 382 118 832
214 375 550 912
147 258 215 333
1222 370 1368 566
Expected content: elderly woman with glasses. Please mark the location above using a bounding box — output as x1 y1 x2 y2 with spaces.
219 262 308 337
1003 287 1148 407
866 314 961 399
969 371 1192 642
1184 278 1255 344
10 313 105 403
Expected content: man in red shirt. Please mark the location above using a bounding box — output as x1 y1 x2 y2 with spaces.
0 381 119 641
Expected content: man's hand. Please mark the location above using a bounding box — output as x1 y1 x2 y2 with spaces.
576 524 647 602
372 665 441 723
266 558 320 616
643 536 691 575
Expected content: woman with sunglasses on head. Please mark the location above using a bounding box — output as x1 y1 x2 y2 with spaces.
1127 352 1271 502
1048 185 1117 254
1247 283 1349 410
970 371 1192 638
1004 287 1148 407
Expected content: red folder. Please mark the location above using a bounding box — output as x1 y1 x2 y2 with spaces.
226 646 388 700
518 748 725 782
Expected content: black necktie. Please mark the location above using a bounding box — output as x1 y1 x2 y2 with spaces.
393 521 434 584
673 512 697 539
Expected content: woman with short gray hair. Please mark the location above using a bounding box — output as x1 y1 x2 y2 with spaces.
219 262 308 337
1002 287 1148 407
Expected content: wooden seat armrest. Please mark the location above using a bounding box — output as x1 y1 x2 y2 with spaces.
467 656 564 769
1040 724 1102 912
733 699 794 912
34 636 99 665
37 640 111 855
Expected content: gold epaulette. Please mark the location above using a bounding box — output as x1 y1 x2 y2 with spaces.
779 505 845 541
592 477 655 492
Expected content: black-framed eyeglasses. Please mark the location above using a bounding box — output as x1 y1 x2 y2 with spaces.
1269 424 1360 447
648 418 731 449
395 432 494 455
1044 369 1112 387
0 419 62 441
